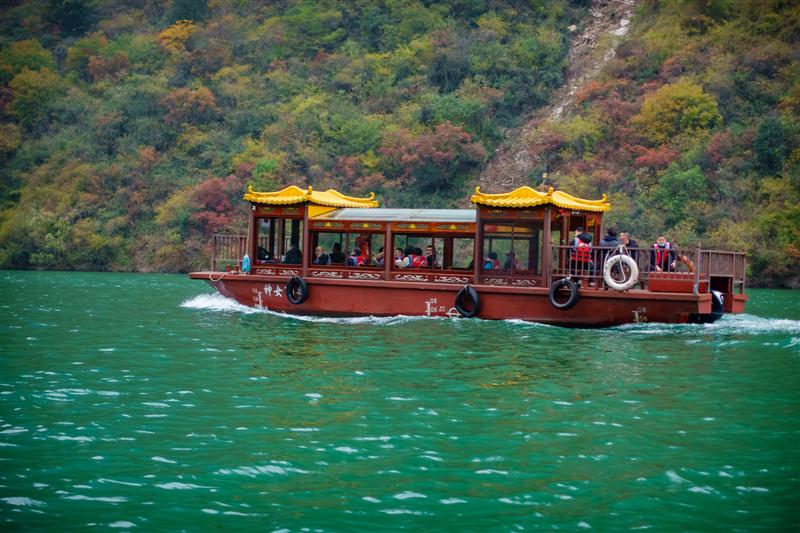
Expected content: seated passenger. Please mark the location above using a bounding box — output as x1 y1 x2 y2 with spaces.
283 240 302 264
393 247 404 267
257 245 274 262
348 247 366 267
329 242 346 264
313 246 330 265
425 245 438 268
374 247 385 266
503 251 520 271
483 251 501 270
650 235 675 272
402 245 427 268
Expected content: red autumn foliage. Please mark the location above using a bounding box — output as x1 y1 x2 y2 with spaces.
159 87 220 126
629 144 680 169
380 122 486 192
573 80 614 105
706 131 732 166
189 175 245 234
87 52 130 81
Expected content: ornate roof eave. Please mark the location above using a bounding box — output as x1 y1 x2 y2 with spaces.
470 186 610 212
244 185 379 208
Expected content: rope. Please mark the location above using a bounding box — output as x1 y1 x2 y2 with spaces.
209 271 226 282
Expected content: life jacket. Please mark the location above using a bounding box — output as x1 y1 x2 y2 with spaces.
411 254 427 268
484 258 501 270
348 255 365 267
653 242 671 267
575 242 591 263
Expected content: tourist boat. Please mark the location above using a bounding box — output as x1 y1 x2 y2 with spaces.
189 185 747 326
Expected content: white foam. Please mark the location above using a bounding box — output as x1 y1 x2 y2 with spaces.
181 293 264 314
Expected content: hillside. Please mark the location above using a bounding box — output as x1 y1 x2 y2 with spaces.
480 0 800 287
0 0 798 286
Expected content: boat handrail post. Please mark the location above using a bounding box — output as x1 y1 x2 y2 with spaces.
542 206 552 288
693 242 701 295
384 222 392 281
302 204 310 278
245 207 255 272
474 207 483 283
211 235 217 272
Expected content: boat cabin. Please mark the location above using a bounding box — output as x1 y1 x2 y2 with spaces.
231 185 611 288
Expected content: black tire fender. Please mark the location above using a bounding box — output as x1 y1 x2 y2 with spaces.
549 278 580 310
286 276 309 305
454 285 480 318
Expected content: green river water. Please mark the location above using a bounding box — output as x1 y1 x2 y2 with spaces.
1 271 798 531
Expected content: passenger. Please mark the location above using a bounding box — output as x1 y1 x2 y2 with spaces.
257 245 274 262
425 245 438 268
374 247 385 266
570 232 593 285
599 227 620 248
483 251 501 270
570 226 584 249
329 242 346 264
403 245 427 268
597 226 620 267
313 245 330 265
569 226 584 263
618 232 639 259
348 247 366 267
355 234 370 258
393 247 404 267
503 251 521 271
650 235 676 272
283 240 302 264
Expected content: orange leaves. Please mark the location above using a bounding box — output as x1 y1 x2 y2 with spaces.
158 87 219 127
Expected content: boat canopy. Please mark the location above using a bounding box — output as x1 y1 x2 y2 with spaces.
471 186 610 212
312 208 475 223
244 185 379 208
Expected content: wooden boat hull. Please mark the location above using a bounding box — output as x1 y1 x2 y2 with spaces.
188 272 735 327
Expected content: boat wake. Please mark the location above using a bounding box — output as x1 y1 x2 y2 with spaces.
181 293 432 325
182 293 798 335
615 313 800 336
181 293 264 314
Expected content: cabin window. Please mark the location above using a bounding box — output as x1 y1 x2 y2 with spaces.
310 231 385 267
481 221 543 274
449 237 475 269
256 218 303 263
391 234 472 270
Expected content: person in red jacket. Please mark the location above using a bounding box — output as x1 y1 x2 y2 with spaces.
570 232 593 285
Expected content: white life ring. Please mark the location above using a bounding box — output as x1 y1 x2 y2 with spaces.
603 254 639 291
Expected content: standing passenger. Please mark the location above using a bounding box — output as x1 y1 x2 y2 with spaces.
650 236 675 272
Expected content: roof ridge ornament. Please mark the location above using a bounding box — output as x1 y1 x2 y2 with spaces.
470 185 610 212
244 184 379 208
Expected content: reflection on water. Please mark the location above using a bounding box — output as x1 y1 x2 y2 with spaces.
1 272 798 531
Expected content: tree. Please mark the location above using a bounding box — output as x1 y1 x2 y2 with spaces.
634 78 722 144
753 115 788 175
0 40 55 84
8 68 62 131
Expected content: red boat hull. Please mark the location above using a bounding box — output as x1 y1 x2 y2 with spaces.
188 272 733 327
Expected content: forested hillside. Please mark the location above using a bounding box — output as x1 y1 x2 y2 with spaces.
491 0 800 287
0 0 798 286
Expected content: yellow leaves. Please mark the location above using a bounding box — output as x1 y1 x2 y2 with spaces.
158 20 200 55
633 78 722 145
476 12 510 40
0 123 22 154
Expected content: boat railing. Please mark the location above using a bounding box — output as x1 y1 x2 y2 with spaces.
211 234 247 272
550 244 745 293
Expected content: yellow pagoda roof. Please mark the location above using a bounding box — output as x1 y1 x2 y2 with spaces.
243 185 379 208
470 186 610 212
